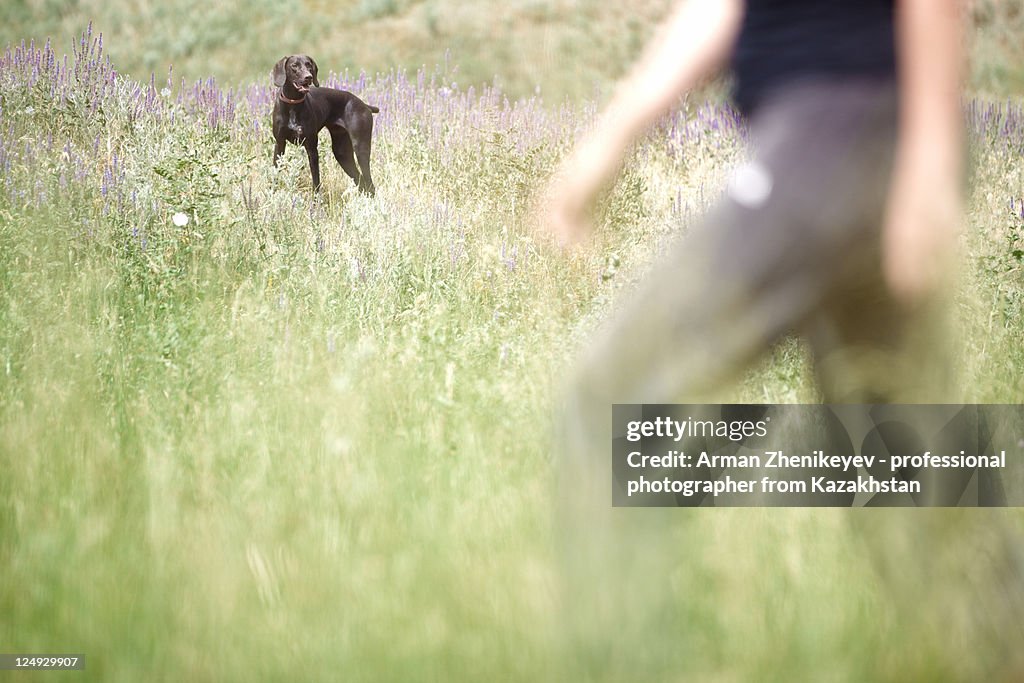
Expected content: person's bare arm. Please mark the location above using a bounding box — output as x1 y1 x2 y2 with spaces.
545 0 743 246
883 0 965 303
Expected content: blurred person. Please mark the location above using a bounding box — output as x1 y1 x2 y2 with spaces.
544 0 1024 679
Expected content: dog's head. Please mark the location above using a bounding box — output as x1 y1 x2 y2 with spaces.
272 55 320 93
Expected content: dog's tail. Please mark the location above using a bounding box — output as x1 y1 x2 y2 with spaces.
369 105 380 114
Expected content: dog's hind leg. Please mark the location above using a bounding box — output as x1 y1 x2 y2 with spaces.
351 132 375 197
327 125 360 186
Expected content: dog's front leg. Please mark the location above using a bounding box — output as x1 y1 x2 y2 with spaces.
304 141 321 191
274 137 286 165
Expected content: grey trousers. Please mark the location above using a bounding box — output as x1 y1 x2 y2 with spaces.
573 79 928 410
559 79 1024 681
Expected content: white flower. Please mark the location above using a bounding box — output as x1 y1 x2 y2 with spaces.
172 212 190 227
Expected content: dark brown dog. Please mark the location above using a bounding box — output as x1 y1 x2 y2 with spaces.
272 55 378 195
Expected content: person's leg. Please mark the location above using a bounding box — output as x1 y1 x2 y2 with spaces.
812 286 1024 679
793 98 1024 682
558 79 902 678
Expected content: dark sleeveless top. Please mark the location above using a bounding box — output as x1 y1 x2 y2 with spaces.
731 0 896 115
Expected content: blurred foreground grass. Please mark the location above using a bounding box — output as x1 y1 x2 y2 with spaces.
0 22 1023 683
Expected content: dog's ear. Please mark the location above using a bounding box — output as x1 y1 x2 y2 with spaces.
272 56 289 87
306 55 320 87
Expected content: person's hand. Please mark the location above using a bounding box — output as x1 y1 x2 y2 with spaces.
540 137 615 248
884 0 964 306
544 170 598 249
882 158 961 305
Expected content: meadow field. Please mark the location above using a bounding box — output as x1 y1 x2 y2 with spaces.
1 10 1023 683
3 0 1024 101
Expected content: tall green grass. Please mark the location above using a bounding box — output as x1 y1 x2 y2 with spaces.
1 28 1022 682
